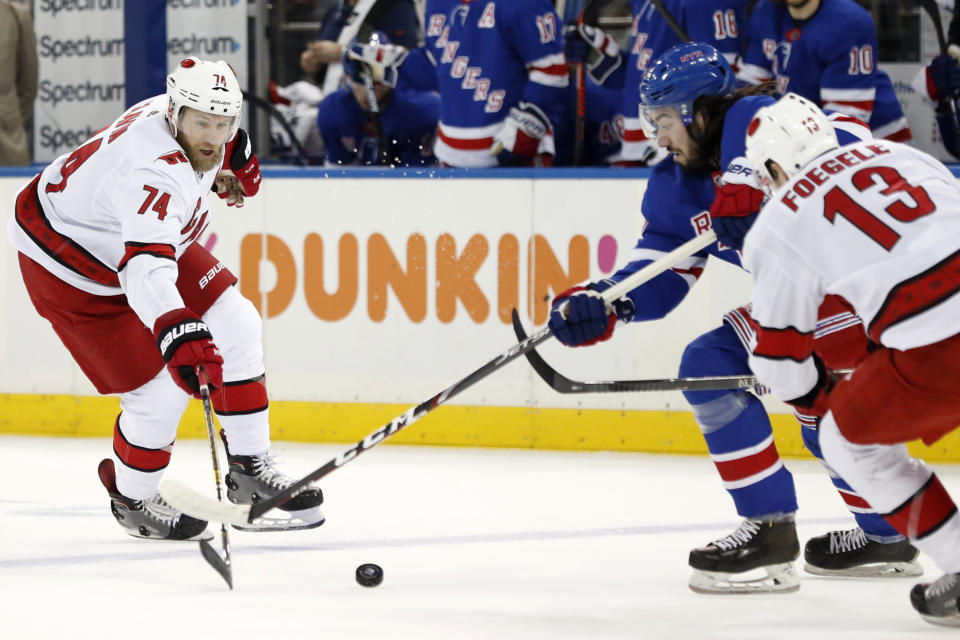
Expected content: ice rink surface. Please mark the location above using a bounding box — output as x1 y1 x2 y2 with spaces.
2 434 958 639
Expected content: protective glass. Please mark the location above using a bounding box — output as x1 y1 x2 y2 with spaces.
640 104 690 138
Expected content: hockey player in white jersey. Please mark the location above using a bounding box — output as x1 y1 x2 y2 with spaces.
8 57 324 540
718 93 960 626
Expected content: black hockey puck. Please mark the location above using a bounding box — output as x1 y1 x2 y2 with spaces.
356 563 383 587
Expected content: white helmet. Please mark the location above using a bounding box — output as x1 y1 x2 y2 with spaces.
744 93 839 191
166 56 243 139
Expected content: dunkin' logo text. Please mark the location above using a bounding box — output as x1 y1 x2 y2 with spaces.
240 233 621 325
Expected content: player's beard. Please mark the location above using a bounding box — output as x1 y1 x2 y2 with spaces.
672 141 710 173
177 132 224 173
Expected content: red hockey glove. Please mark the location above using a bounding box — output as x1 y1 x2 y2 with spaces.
709 183 765 251
493 101 554 165
220 128 261 202
153 308 224 398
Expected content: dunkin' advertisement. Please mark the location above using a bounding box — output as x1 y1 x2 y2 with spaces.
0 173 754 411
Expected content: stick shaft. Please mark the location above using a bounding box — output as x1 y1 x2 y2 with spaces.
198 370 232 577
247 232 715 521
362 66 388 165
651 0 692 43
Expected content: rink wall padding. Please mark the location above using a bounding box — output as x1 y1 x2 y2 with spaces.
3 167 960 463
3 393 959 462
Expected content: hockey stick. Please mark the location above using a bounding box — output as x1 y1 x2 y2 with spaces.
919 0 960 151
569 1 602 166
241 91 309 166
362 65 391 167
511 309 852 393
511 308 765 392
650 0 691 43
160 231 718 525
196 368 233 589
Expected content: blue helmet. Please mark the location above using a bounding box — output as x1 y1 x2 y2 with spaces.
342 31 392 84
638 42 735 134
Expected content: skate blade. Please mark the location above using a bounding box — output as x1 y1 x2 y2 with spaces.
124 528 214 542
804 560 923 578
919 613 960 628
232 507 325 532
689 562 800 595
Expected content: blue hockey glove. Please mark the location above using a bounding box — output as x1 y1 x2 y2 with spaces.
709 183 765 251
929 53 960 101
548 286 634 347
562 24 622 85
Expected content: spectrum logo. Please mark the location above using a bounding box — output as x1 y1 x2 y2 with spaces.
167 0 241 8
167 34 241 55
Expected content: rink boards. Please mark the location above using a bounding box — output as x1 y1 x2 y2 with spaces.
1 166 958 461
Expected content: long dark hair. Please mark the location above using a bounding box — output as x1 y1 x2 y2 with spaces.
687 82 779 171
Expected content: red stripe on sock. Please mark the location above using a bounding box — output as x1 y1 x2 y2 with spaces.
713 441 781 482
212 377 269 415
112 415 172 472
884 475 958 540
838 489 872 510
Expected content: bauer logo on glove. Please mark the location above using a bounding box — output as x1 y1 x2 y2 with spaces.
216 128 261 207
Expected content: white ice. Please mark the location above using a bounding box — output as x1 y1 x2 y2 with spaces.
1 434 957 639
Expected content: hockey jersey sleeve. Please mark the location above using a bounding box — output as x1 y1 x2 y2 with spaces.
592 227 706 322
389 90 440 167
112 166 192 330
817 17 878 124
317 90 357 166
590 165 710 321
397 46 439 93
502 0 570 131
739 4 773 85
744 229 823 404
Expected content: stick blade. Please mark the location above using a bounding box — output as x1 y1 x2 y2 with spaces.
160 478 252 527
198 539 233 589
510 309 586 393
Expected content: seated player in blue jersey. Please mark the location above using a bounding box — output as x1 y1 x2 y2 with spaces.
368 0 570 168
914 42 960 159
563 0 750 165
300 0 421 86
546 42 921 594
316 32 439 167
551 76 625 166
738 0 911 143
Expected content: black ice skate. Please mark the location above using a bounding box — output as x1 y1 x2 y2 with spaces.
98 459 211 541
803 528 922 577
911 572 960 627
688 517 801 594
224 442 325 532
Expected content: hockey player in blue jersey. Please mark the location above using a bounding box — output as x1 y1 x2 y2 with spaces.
914 47 960 159
369 0 568 168
739 0 911 143
565 0 749 164
316 33 439 167
551 76 625 166
547 42 921 593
